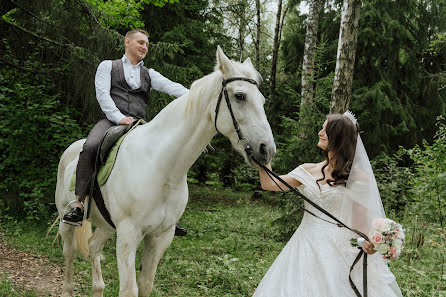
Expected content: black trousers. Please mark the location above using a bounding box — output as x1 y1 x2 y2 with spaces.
75 118 115 199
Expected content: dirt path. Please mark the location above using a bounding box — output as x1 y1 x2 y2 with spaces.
0 235 64 296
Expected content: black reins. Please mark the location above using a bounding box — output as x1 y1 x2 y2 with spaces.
214 77 369 297
250 160 369 297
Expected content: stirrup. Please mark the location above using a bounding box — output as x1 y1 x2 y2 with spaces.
62 200 85 226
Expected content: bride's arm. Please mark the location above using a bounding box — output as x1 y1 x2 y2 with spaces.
352 203 369 235
352 202 377 255
258 164 302 191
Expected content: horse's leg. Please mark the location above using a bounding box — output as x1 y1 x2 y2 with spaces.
116 222 143 297
89 227 114 297
59 222 76 297
137 225 175 297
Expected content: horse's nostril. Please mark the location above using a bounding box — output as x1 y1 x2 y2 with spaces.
259 143 267 156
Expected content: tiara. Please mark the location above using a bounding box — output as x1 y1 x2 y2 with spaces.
343 110 357 125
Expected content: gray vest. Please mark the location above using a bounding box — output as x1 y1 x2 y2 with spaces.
110 59 151 120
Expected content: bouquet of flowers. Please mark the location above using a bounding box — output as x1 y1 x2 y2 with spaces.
351 218 405 261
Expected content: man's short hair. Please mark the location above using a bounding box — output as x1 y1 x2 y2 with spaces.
125 29 149 40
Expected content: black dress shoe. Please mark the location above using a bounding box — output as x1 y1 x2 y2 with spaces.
174 225 187 236
62 207 84 226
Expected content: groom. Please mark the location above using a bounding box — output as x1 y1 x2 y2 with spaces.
63 29 189 236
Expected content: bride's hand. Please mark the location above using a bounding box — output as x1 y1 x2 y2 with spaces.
362 240 376 255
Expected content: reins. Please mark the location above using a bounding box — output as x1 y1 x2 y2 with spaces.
250 157 368 297
214 76 369 297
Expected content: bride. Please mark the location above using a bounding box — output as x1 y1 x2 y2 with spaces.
253 112 403 297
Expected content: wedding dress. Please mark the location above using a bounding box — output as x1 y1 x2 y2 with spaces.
252 165 404 297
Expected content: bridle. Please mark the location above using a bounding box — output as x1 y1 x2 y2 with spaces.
214 76 258 154
213 76 369 297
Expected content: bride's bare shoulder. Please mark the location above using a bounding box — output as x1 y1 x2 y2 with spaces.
301 162 323 172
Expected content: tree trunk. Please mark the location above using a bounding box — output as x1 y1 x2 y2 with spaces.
255 0 261 70
235 1 249 61
238 23 245 61
298 0 321 137
269 0 283 97
278 1 290 47
330 0 362 114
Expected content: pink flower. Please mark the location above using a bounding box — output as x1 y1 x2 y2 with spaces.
371 233 383 244
389 247 397 257
373 218 387 230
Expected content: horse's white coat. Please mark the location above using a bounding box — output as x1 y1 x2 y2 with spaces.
56 47 275 297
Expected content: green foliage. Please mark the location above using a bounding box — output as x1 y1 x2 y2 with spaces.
0 69 85 219
86 0 146 29
273 39 333 169
352 0 446 157
280 0 446 159
352 81 417 156
372 153 412 216
404 116 446 223
85 0 180 31
371 117 446 295
390 220 445 296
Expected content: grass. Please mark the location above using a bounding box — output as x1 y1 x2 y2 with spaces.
388 219 446 297
0 274 39 297
1 185 444 296
0 185 283 296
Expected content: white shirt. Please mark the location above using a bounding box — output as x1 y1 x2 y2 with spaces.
95 55 189 124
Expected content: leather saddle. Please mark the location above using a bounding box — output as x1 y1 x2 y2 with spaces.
98 121 137 165
86 120 140 228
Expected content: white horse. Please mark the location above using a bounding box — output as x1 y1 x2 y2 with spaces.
55 46 275 297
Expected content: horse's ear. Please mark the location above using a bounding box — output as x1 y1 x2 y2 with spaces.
243 57 254 68
216 45 231 74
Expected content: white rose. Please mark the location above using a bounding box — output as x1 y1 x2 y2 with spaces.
393 239 403 249
377 244 390 255
380 224 391 232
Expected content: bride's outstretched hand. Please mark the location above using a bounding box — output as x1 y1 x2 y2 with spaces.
362 240 377 255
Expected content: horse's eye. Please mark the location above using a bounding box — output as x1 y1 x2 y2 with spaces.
235 92 245 101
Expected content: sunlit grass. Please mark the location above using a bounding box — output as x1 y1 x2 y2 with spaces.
1 185 444 296
1 185 283 296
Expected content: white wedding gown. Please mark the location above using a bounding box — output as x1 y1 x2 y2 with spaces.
253 165 403 297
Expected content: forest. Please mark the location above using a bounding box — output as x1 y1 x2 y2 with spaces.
0 0 445 296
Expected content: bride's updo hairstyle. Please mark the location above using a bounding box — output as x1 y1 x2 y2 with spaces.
317 113 358 187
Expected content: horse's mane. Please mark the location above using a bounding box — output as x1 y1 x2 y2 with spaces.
185 59 263 115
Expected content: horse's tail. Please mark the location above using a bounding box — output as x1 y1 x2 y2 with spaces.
53 139 92 258
46 215 92 258
75 220 92 258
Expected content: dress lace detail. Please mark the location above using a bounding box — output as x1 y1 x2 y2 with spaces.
252 165 403 297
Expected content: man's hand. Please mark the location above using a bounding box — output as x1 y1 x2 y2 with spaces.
119 116 135 126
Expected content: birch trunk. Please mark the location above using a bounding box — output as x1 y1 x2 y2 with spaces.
298 0 321 137
330 0 361 114
269 0 283 96
255 0 261 70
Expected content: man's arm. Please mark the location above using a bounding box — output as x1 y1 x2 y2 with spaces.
148 69 189 98
95 60 126 124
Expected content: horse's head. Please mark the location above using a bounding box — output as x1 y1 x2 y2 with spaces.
211 46 276 166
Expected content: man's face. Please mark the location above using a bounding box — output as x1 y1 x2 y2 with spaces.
125 32 149 62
